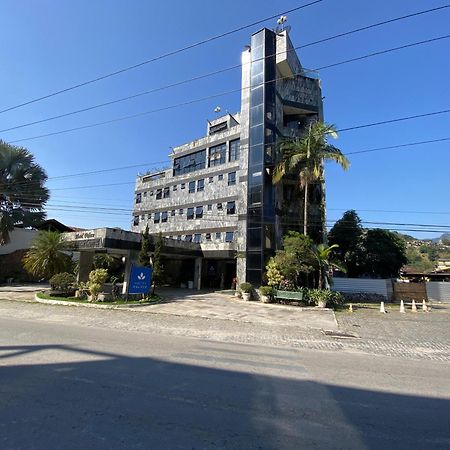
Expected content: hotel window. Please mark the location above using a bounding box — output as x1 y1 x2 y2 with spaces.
173 149 206 176
215 232 221 240
173 185 177 191
193 233 201 243
229 139 240 161
156 189 162 200
217 203 223 210
150 191 154 196
187 207 194 220
195 206 203 219
177 235 181 241
143 191 147 198
207 204 212 211
227 201 236 215
209 176 214 183
163 187 170 198
181 183 185 189
185 235 192 242
208 143 226 167
197 179 204 192
133 216 139 226
225 231 234 242
218 174 224 181
161 211 168 222
179 208 184 215
188 181 195 193
154 212 160 223
135 193 142 204
205 233 211 241
228 171 236 186
171 210 176 216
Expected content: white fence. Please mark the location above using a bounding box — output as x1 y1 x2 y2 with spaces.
426 282 450 303
331 278 393 300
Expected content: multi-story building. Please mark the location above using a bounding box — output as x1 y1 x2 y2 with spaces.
133 27 324 288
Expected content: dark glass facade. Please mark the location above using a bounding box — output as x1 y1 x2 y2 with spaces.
246 29 277 285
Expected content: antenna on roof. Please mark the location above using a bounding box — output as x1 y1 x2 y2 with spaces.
214 106 221 114
275 15 289 34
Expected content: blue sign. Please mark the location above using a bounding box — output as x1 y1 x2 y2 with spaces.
128 265 152 294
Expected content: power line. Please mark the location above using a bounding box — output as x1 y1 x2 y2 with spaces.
2 33 449 135
344 137 450 155
0 1 323 115
5 132 450 195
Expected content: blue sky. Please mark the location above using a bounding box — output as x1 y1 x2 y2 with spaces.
1 0 449 238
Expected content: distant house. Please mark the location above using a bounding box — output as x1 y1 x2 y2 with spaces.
0 219 81 283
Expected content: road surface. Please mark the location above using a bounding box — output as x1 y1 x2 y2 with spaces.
0 301 449 449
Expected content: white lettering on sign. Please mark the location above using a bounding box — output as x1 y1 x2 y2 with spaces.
74 231 96 240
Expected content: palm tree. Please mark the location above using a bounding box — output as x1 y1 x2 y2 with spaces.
23 231 72 279
310 243 347 289
0 141 49 244
273 122 349 236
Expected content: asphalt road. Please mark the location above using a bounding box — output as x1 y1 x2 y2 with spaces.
1 312 450 449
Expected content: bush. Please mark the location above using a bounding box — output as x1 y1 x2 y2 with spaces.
88 269 108 301
49 272 76 293
303 289 344 307
278 279 295 291
259 285 273 296
240 282 252 293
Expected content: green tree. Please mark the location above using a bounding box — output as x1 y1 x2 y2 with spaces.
138 224 151 267
23 231 72 279
328 210 363 261
0 141 49 245
273 122 349 236
310 243 346 289
151 232 164 292
347 229 407 278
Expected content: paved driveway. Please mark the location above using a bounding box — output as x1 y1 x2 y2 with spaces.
137 288 338 331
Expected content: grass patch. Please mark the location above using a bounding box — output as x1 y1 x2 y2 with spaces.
36 292 160 306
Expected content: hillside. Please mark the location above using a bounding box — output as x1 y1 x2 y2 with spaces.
399 233 450 272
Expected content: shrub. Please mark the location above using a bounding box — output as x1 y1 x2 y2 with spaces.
278 279 295 291
259 285 273 296
88 269 108 301
303 289 344 307
240 282 252 293
49 272 76 293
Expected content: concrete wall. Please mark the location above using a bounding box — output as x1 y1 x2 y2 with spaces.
331 278 393 300
0 228 37 255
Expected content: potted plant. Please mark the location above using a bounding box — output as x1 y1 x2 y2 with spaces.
240 282 252 301
259 286 273 303
307 288 332 308
87 268 108 302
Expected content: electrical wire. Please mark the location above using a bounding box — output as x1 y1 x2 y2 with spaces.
2 33 449 135
0 1 323 115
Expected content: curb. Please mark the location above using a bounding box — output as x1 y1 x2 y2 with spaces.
33 293 159 310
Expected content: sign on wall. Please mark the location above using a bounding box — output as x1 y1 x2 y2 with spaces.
128 265 152 294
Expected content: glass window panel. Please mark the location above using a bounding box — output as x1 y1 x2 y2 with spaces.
193 233 201 243
248 227 262 248
249 144 264 165
161 211 168 222
228 172 236 186
187 208 194 220
249 185 262 205
163 187 170 198
188 181 195 193
208 143 227 167
229 139 240 162
154 212 160 223
250 85 264 106
173 149 206 176
225 231 234 243
250 104 264 128
226 201 236 215
195 206 203 219
250 124 264 145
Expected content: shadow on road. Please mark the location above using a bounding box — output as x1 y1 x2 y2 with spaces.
0 344 449 449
